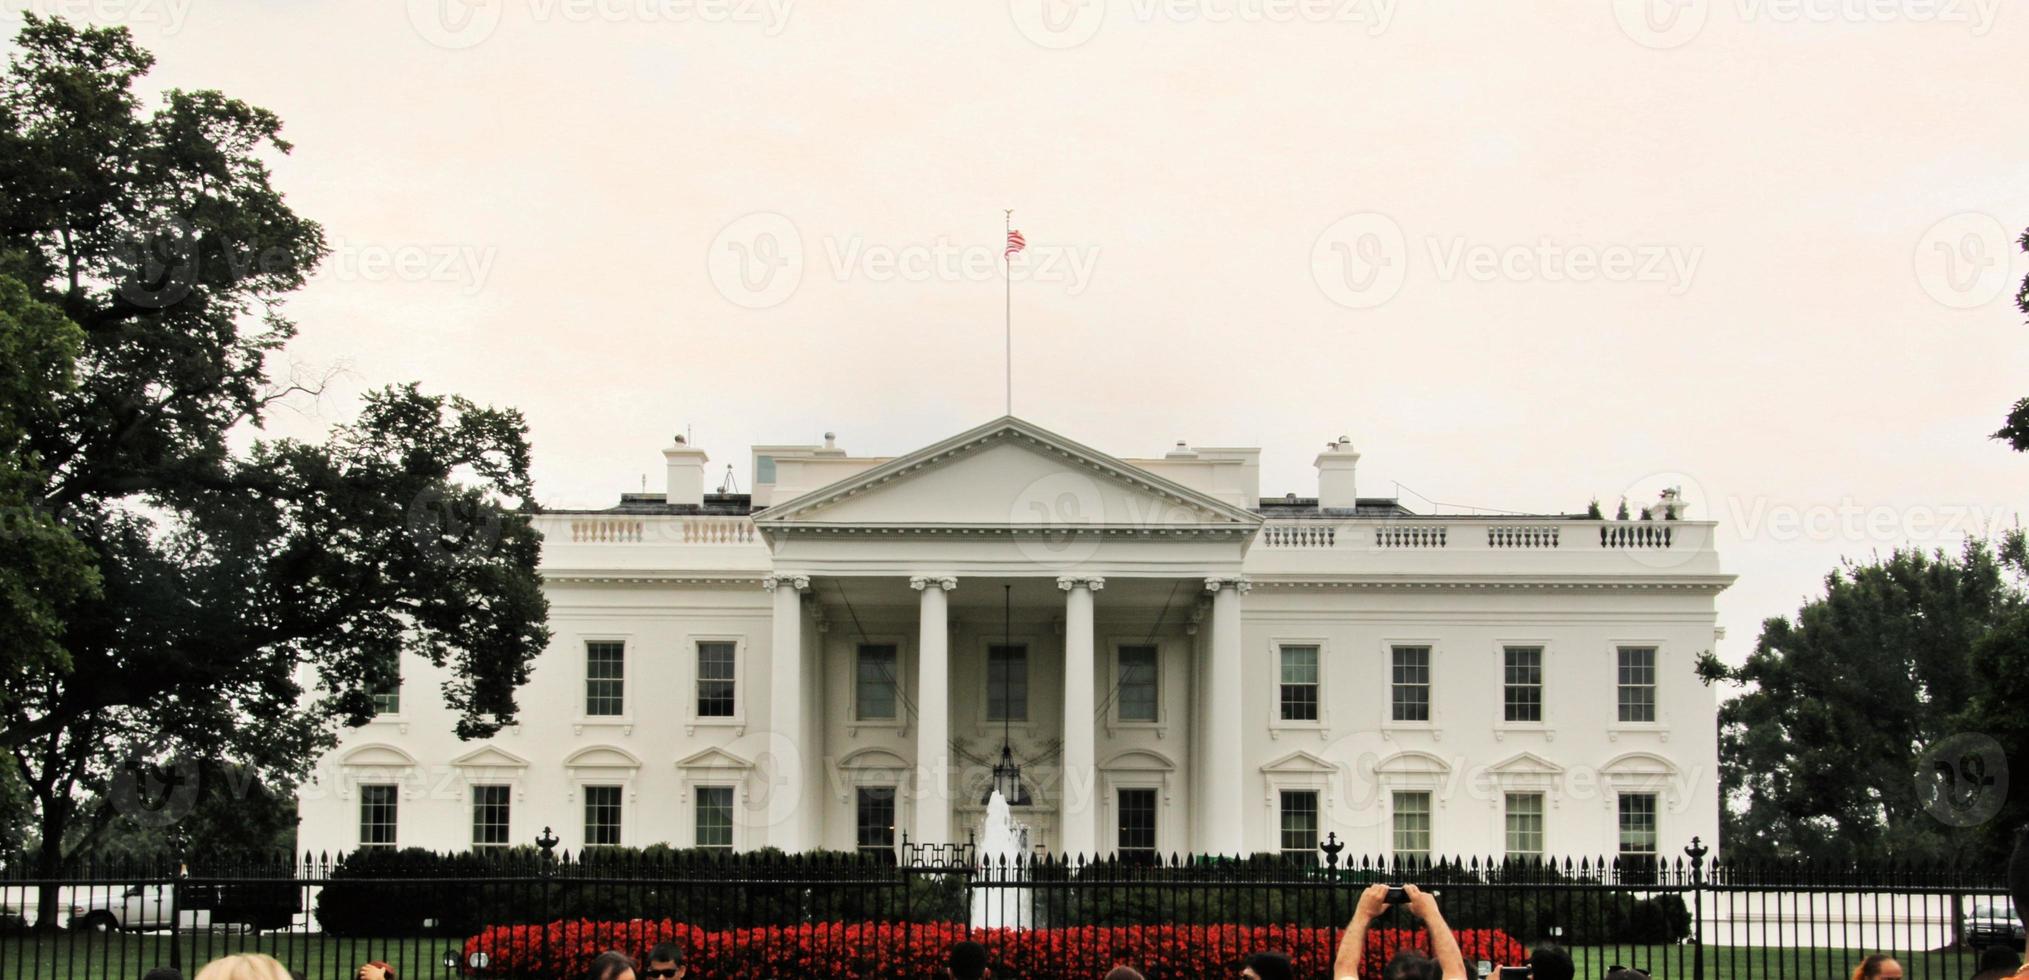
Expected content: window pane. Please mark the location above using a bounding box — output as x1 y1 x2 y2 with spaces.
1617 647 1657 723
584 785 623 846
473 785 511 848
586 641 626 716
1279 645 1320 722
1504 646 1542 723
696 786 734 850
1278 790 1319 855
1618 793 1658 855
1117 788 1158 861
988 645 1027 721
1392 791 1432 862
371 662 401 715
856 644 898 720
1391 646 1431 722
698 641 737 717
359 784 398 848
1117 646 1159 722
1504 792 1544 860
856 787 896 857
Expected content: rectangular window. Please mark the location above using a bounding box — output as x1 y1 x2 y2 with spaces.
1504 792 1544 860
697 641 737 718
1391 646 1431 722
359 784 398 849
370 665 401 716
696 785 734 851
584 785 622 846
1617 647 1657 723
1618 793 1658 856
472 785 511 849
987 644 1028 722
855 787 896 858
1278 790 1319 856
1118 788 1158 861
1392 791 1432 863
585 641 625 717
1279 645 1320 722
1116 645 1159 722
855 644 898 721
1503 646 1543 723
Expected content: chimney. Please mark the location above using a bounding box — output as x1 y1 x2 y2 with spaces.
663 434 709 507
1314 435 1360 512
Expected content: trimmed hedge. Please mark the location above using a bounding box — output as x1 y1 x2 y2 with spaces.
463 919 1530 980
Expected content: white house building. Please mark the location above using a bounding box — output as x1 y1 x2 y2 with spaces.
297 417 1730 865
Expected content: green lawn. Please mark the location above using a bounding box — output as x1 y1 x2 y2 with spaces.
0 932 464 980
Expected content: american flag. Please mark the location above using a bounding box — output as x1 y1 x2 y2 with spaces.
1004 228 1026 259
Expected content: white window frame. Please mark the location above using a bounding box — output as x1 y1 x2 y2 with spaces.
1503 791 1546 862
674 747 757 852
836 748 910 855
1494 639 1554 738
470 783 514 850
1380 638 1440 735
1097 749 1177 860
1615 790 1662 859
563 745 641 849
1276 788 1323 862
686 633 748 736
1390 789 1435 864
978 634 1038 731
452 746 530 849
692 783 740 852
849 634 910 730
367 653 407 731
1266 636 1330 738
1480 751 1564 856
1608 639 1670 738
575 633 634 734
356 783 401 850
1105 637 1166 735
335 745 421 847
1259 750 1337 859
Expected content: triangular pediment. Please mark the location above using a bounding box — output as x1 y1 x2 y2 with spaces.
1260 750 1339 775
675 747 754 771
1488 751 1564 776
755 417 1262 533
452 745 530 770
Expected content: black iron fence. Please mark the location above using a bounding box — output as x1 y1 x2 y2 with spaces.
0 838 2017 980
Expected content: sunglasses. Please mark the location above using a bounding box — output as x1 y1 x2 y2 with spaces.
644 970 681 979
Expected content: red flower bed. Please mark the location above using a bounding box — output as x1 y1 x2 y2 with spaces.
465 919 1527 979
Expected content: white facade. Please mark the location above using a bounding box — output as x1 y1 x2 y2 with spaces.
298 417 1730 864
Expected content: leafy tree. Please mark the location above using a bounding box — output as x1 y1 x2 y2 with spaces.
0 16 549 923
1696 540 2024 863
1998 228 2029 450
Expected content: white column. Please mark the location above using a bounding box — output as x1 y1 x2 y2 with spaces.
1057 575 1104 858
911 575 956 847
1201 576 1249 855
764 573 810 851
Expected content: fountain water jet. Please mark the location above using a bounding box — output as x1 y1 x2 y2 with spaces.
969 788 1034 928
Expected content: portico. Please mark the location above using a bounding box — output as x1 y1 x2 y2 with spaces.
751 418 1264 855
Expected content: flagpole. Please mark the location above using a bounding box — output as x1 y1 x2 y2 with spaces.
1004 208 1013 417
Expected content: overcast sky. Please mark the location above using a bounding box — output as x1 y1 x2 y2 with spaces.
11 0 2028 664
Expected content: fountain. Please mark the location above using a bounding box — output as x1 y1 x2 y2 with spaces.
970 787 1034 929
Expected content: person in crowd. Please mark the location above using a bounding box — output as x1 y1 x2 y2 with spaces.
587 950 638 980
142 969 184 980
1332 884 1468 980
1972 945 2021 980
948 940 991 980
643 942 687 980
1602 968 1650 980
1240 951 1294 980
355 961 395 980
192 954 294 980
1850 954 1903 980
1527 943 1575 980
1103 967 1145 980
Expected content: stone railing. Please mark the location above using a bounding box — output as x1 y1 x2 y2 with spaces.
1255 518 1713 556
552 516 760 547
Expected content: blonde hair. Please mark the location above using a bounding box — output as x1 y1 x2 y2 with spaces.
193 953 296 980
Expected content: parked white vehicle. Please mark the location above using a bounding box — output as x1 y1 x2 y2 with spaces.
68 885 212 932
